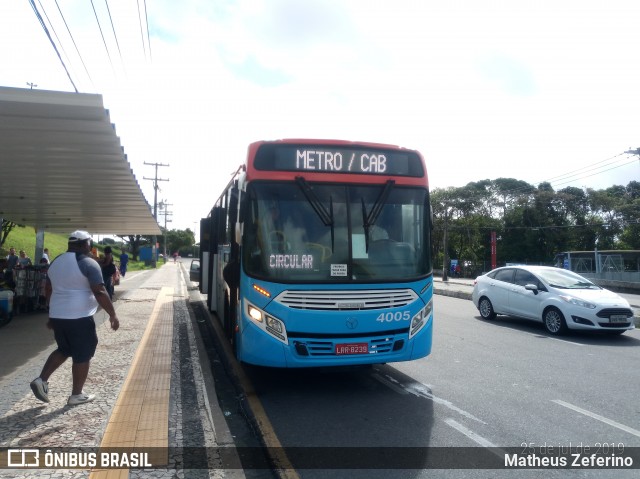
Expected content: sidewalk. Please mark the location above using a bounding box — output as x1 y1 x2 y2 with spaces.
0 263 242 478
432 276 474 300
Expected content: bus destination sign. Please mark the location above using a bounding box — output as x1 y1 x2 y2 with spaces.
256 145 424 177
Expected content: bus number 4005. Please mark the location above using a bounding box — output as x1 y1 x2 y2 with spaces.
376 311 411 322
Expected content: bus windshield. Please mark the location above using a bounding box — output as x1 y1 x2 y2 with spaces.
242 181 432 282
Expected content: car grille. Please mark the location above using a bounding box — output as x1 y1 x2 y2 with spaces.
274 289 418 310
596 308 633 318
598 322 631 328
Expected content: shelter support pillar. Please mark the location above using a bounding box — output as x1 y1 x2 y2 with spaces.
35 228 45 263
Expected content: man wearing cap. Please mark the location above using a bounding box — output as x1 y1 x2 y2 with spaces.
30 230 119 406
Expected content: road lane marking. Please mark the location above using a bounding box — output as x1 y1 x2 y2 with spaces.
444 418 496 448
372 373 486 424
445 419 507 460
371 373 409 395
547 337 584 346
552 400 640 438
526 332 584 346
208 312 300 479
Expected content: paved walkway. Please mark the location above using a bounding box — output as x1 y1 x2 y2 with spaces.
0 263 242 479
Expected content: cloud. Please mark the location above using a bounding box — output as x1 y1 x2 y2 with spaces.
2 0 639 231
477 55 536 96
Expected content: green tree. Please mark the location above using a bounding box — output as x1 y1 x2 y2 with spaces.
165 228 195 255
117 234 146 261
617 181 640 249
1 220 18 247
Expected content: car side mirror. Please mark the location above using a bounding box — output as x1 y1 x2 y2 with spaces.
524 283 539 295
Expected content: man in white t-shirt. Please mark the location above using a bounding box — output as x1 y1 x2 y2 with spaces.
30 231 119 406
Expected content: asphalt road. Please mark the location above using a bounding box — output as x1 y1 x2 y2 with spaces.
236 294 640 479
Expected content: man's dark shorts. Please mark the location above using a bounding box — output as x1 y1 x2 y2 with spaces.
50 317 99 363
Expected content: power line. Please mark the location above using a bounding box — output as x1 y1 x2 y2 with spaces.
455 150 639 199
29 0 78 92
90 0 115 75
550 158 638 189
143 0 151 61
539 153 625 185
36 0 75 77
54 0 93 87
137 0 147 60
104 0 125 71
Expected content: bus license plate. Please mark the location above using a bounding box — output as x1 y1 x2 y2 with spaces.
335 343 368 355
610 315 627 323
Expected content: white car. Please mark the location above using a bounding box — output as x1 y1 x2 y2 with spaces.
471 265 635 335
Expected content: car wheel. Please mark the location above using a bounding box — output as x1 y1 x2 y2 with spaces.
543 307 567 335
478 297 496 320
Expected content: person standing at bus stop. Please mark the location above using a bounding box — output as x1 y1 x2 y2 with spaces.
29 230 119 406
3 247 19 289
119 250 129 277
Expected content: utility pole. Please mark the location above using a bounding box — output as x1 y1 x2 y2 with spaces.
625 148 640 168
144 162 169 267
442 207 449 282
159 200 173 261
625 148 640 181
625 147 640 156
26 82 37 89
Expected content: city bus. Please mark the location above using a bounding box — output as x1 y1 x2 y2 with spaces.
198 139 433 367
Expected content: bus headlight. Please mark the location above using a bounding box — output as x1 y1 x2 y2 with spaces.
266 316 283 333
410 299 432 339
248 305 263 322
246 301 288 344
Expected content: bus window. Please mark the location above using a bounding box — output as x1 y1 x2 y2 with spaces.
242 182 430 282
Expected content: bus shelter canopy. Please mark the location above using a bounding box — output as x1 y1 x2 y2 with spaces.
0 87 161 236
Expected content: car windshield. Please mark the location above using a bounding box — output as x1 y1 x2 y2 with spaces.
242 181 432 283
535 269 601 290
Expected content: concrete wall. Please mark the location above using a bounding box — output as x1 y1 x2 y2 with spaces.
580 273 640 294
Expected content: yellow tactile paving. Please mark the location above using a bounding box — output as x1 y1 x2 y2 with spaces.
107 404 143 423
89 287 174 479
90 469 128 479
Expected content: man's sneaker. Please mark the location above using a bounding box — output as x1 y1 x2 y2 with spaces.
67 393 96 406
30 378 49 403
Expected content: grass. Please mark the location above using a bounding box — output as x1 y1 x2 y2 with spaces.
1 226 154 272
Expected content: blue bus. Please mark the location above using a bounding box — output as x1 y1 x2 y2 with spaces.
199 139 433 367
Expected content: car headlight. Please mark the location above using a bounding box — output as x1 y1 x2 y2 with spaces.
246 301 288 344
559 295 596 309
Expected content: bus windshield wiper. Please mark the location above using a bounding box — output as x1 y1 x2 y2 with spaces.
362 180 394 252
295 176 335 249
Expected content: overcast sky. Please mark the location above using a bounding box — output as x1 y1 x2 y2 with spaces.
2 0 639 233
